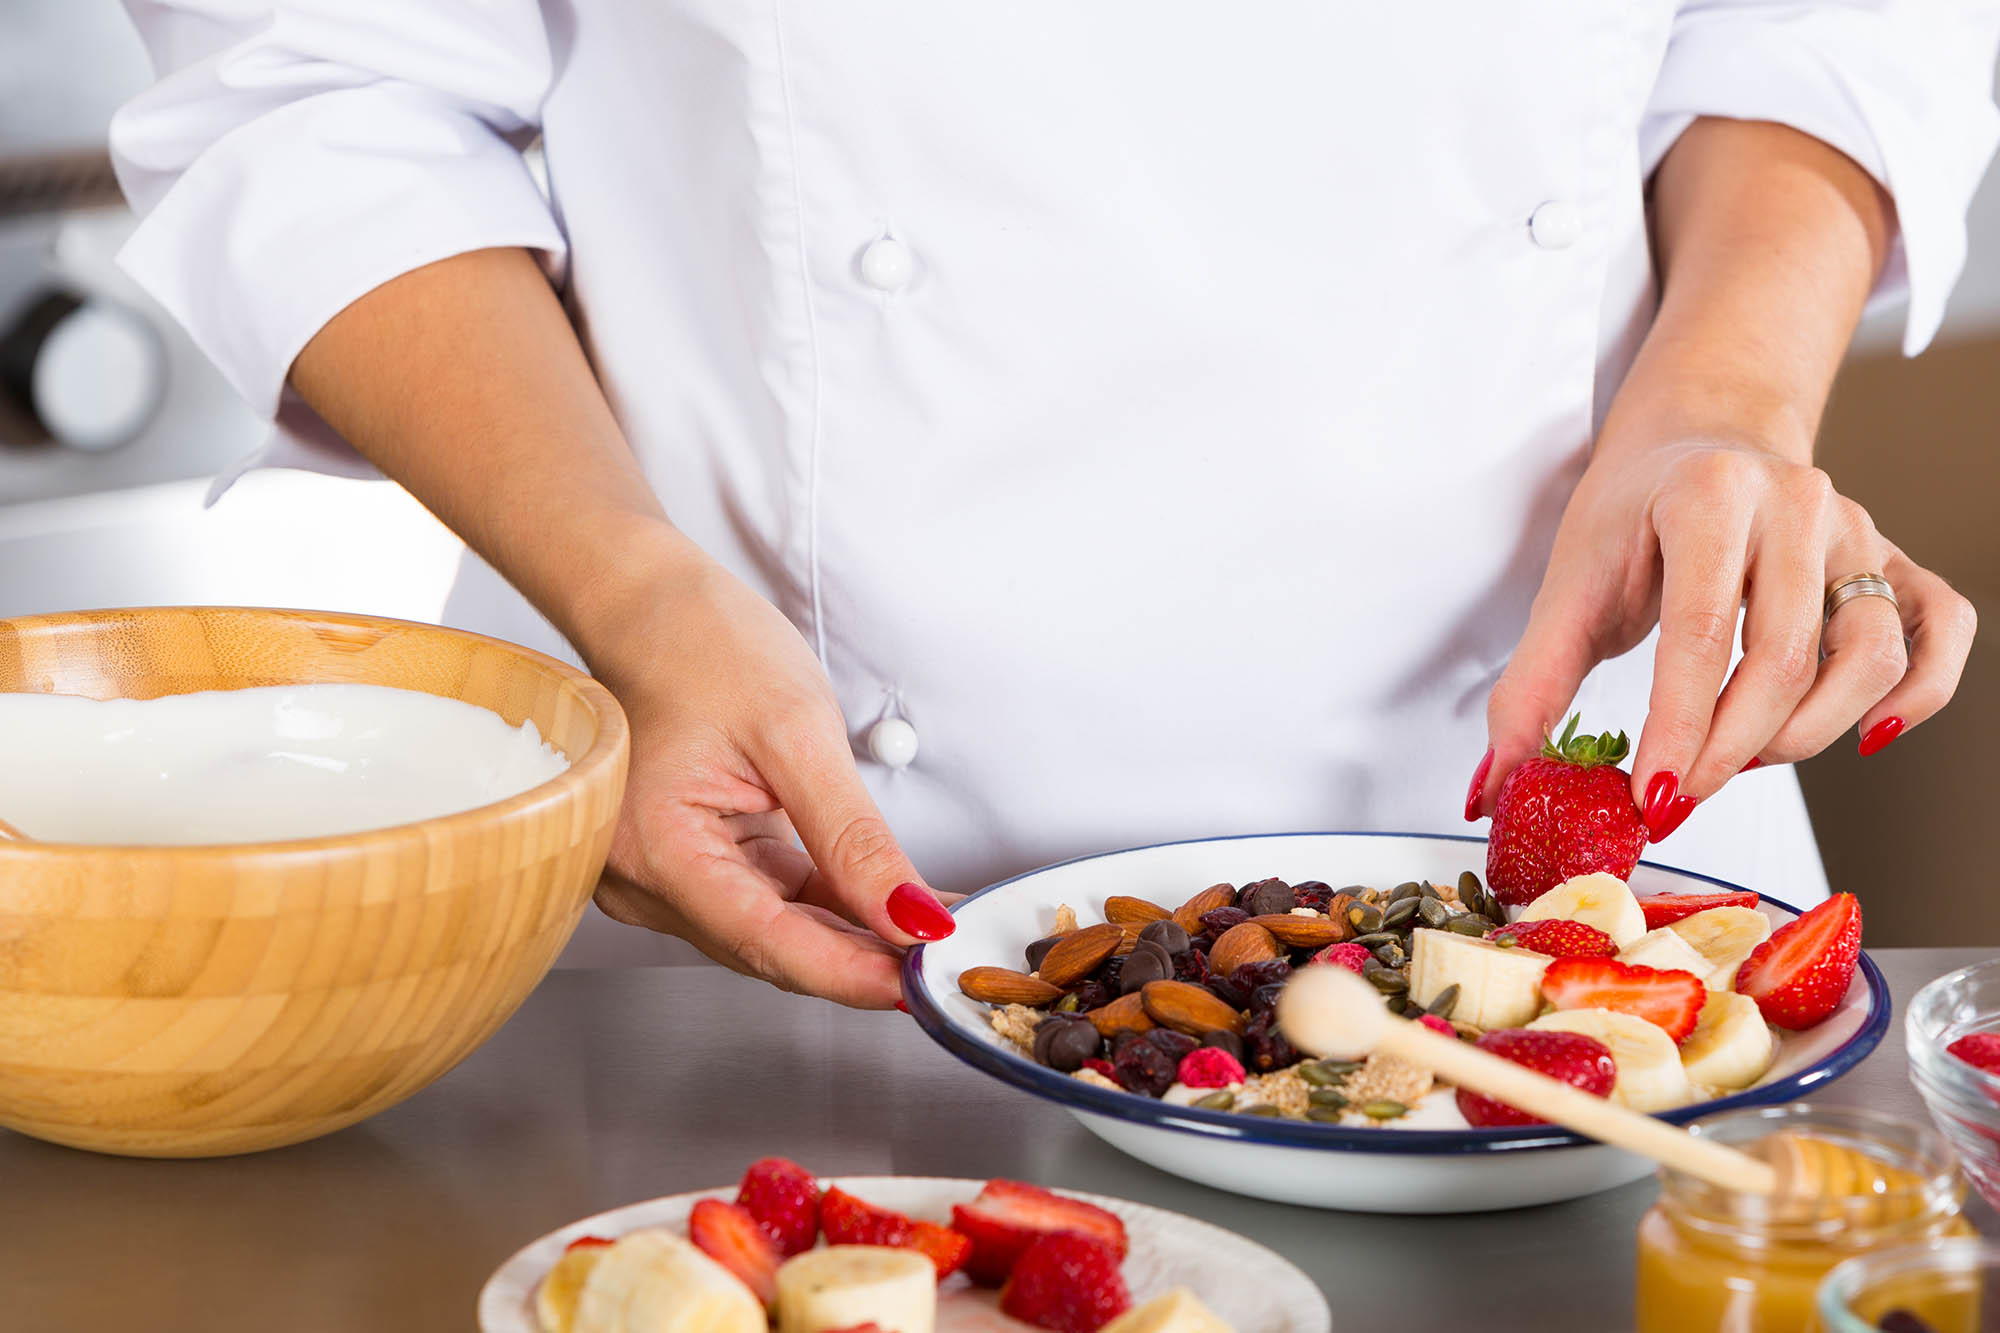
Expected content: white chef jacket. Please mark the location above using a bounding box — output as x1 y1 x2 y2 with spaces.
109 3 2000 962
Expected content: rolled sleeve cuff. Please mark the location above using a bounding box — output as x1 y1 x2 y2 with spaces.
1639 20 1995 356
118 81 567 422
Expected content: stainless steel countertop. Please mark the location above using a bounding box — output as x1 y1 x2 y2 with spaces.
5 947 1989 1333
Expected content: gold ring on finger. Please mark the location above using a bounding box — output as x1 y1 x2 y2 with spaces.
1823 571 1899 626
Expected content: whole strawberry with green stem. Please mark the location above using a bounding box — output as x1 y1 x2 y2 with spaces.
1486 715 1648 907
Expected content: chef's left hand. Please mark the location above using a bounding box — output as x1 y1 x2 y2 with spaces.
1475 431 1975 839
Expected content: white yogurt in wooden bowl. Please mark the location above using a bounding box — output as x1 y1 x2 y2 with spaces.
0 683 570 845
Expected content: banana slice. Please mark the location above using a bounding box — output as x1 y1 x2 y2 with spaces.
573 1229 765 1333
1667 907 1773 991
1515 873 1646 948
1408 927 1552 1030
1101 1288 1236 1333
538 1245 609 1333
1677 990 1774 1091
1529 1008 1695 1113
775 1245 937 1333
1616 927 1713 979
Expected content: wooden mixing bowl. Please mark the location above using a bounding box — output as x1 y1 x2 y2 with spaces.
0 607 629 1157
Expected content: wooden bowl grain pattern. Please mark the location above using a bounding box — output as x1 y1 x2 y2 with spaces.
0 607 629 1157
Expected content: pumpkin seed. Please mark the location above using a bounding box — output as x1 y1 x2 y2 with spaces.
1306 1105 1348 1124
1373 941 1408 969
1447 914 1494 937
1364 959 1409 993
1381 898 1421 928
1425 983 1461 1017
1241 1103 1285 1117
1297 1062 1348 1087
1419 880 1441 901
1361 1099 1408 1120
1192 1090 1236 1110
1391 881 1422 902
1384 993 1410 1014
1417 897 1453 929
1055 993 1080 1013
1352 931 1401 950
1458 870 1482 900
1314 1059 1363 1075
1346 902 1384 934
1308 1087 1349 1110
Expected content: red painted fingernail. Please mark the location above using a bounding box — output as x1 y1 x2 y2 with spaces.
1464 748 1495 822
894 999 910 1014
1642 770 1681 841
887 882 955 940
1739 757 1763 774
1859 716 1904 757
1653 793 1697 841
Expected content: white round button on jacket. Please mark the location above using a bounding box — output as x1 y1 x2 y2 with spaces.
868 717 919 769
859 237 914 292
1528 200 1583 251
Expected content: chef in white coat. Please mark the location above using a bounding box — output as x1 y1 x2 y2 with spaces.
111 3 1992 1007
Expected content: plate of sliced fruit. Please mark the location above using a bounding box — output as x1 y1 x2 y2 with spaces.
479 1158 1329 1333
904 830 1887 1213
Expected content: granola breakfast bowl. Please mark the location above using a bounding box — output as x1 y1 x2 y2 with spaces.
903 832 1890 1214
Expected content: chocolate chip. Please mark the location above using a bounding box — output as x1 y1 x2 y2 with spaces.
1117 939 1174 995
1024 934 1064 972
1138 918 1191 957
1033 1014 1102 1072
1238 877 1296 916
1200 1028 1246 1063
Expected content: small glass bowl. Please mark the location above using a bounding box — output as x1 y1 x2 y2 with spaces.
1907 960 2000 1211
1816 1238 1999 1332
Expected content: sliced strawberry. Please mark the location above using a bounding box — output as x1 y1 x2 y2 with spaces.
819 1185 969 1280
688 1198 779 1308
1490 919 1617 958
1456 1029 1616 1127
1639 890 1761 930
952 1180 1129 1286
824 1327 889 1333
1949 1033 2000 1076
736 1156 819 1257
562 1234 615 1252
999 1233 1132 1333
1736 893 1862 1031
1539 956 1708 1042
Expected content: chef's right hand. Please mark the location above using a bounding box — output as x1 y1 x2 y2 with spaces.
583 548 952 1009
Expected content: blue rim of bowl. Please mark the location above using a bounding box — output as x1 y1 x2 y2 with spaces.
901 830 1892 1156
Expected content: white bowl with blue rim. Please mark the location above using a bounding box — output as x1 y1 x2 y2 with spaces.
902 832 1889 1214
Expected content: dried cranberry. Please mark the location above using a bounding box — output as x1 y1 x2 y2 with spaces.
1065 980 1113 1013
1239 878 1296 916
1199 907 1250 936
1143 1028 1199 1062
1250 983 1285 1014
1292 881 1334 912
1207 975 1249 1010
1243 1010 1298 1073
1110 1034 1177 1097
1229 958 1293 994
1172 947 1212 985
1093 954 1125 991
1200 1029 1246 1063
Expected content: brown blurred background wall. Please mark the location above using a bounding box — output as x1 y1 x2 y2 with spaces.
1807 331 1998 947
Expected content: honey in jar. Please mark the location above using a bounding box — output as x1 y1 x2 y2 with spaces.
1635 1105 1972 1332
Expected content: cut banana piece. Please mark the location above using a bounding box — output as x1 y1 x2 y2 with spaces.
573 1229 765 1333
538 1246 609 1333
1516 873 1646 948
1677 990 1774 1091
1101 1288 1236 1333
1408 927 1552 1030
1616 927 1713 980
1668 907 1773 991
1529 1008 1695 1113
775 1245 937 1333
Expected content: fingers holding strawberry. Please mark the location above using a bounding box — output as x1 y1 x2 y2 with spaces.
1482 716 1648 909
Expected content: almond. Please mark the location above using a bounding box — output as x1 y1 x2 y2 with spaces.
1112 921 1144 957
1087 991 1156 1038
1172 883 1236 935
958 966 1064 1007
1208 921 1282 977
1141 980 1248 1036
1104 895 1170 925
1037 922 1124 988
1252 913 1345 949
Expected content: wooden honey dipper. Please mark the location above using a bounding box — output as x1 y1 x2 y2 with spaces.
0 816 24 841
1279 966 1896 1201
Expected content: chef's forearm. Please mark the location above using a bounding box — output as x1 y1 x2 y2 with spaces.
1597 117 1895 463
289 246 698 675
